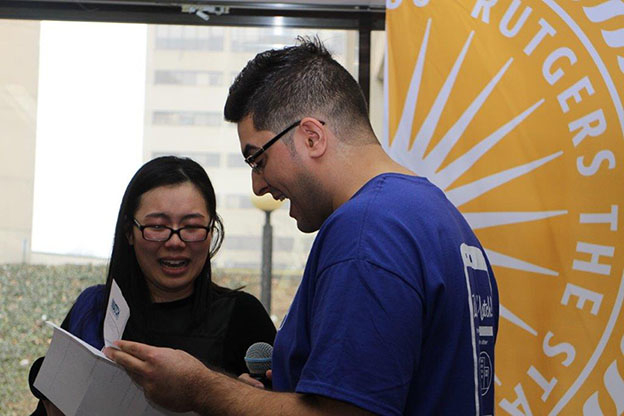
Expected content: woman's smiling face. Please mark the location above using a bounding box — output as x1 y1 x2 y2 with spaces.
128 182 212 303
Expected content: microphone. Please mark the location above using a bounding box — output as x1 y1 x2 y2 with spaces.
244 342 273 389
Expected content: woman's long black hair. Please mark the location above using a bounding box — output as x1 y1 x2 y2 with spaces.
98 156 225 334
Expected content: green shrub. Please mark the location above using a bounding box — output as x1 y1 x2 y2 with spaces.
0 264 105 415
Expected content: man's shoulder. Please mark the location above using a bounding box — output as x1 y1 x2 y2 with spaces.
326 174 451 233
342 174 445 213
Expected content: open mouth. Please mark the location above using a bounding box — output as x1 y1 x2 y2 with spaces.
272 193 287 201
159 259 189 268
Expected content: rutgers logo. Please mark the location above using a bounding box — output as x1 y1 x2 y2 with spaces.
385 0 624 414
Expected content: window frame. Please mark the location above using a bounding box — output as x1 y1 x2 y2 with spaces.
0 0 384 105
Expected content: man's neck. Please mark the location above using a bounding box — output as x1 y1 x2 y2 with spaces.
329 144 415 210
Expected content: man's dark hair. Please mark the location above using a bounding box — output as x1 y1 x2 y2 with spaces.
224 37 375 143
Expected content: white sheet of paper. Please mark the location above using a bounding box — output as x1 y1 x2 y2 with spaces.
34 322 196 416
104 279 130 348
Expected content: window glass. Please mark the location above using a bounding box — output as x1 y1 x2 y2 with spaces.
226 153 247 168
155 70 224 86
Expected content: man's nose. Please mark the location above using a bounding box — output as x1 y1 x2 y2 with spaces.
251 171 269 196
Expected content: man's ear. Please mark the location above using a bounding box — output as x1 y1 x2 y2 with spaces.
299 118 327 158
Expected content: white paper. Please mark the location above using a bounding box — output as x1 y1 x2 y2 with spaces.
104 278 130 348
34 322 196 416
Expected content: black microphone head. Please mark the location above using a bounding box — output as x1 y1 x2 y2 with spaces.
244 342 273 376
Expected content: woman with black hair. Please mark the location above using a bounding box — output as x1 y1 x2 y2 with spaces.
29 156 276 415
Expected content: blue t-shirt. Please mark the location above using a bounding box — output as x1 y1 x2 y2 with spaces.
272 174 499 416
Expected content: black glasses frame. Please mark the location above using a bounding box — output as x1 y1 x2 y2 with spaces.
244 119 325 172
133 218 210 242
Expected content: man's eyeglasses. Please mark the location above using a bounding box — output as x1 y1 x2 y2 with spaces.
244 119 325 172
133 218 210 242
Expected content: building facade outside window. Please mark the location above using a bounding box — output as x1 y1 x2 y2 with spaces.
154 70 224 86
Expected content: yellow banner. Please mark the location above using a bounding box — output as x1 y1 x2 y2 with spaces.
385 0 624 414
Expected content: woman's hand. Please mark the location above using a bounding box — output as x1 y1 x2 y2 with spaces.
237 369 272 388
238 373 264 388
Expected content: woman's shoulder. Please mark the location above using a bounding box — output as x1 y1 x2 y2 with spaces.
69 284 106 323
233 290 266 311
74 284 107 306
65 284 106 348
214 287 264 311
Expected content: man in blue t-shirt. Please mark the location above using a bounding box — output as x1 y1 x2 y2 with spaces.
272 174 498 416
106 37 499 416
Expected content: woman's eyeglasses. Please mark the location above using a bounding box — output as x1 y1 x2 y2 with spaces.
133 218 210 242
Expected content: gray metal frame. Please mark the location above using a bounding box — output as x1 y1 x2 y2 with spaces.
0 0 384 104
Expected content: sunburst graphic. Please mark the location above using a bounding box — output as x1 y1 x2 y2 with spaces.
384 6 624 414
384 18 565 338
582 0 624 74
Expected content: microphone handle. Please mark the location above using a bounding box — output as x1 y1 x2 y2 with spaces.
250 373 272 390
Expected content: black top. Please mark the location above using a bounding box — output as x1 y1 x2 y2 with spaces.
122 289 276 375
